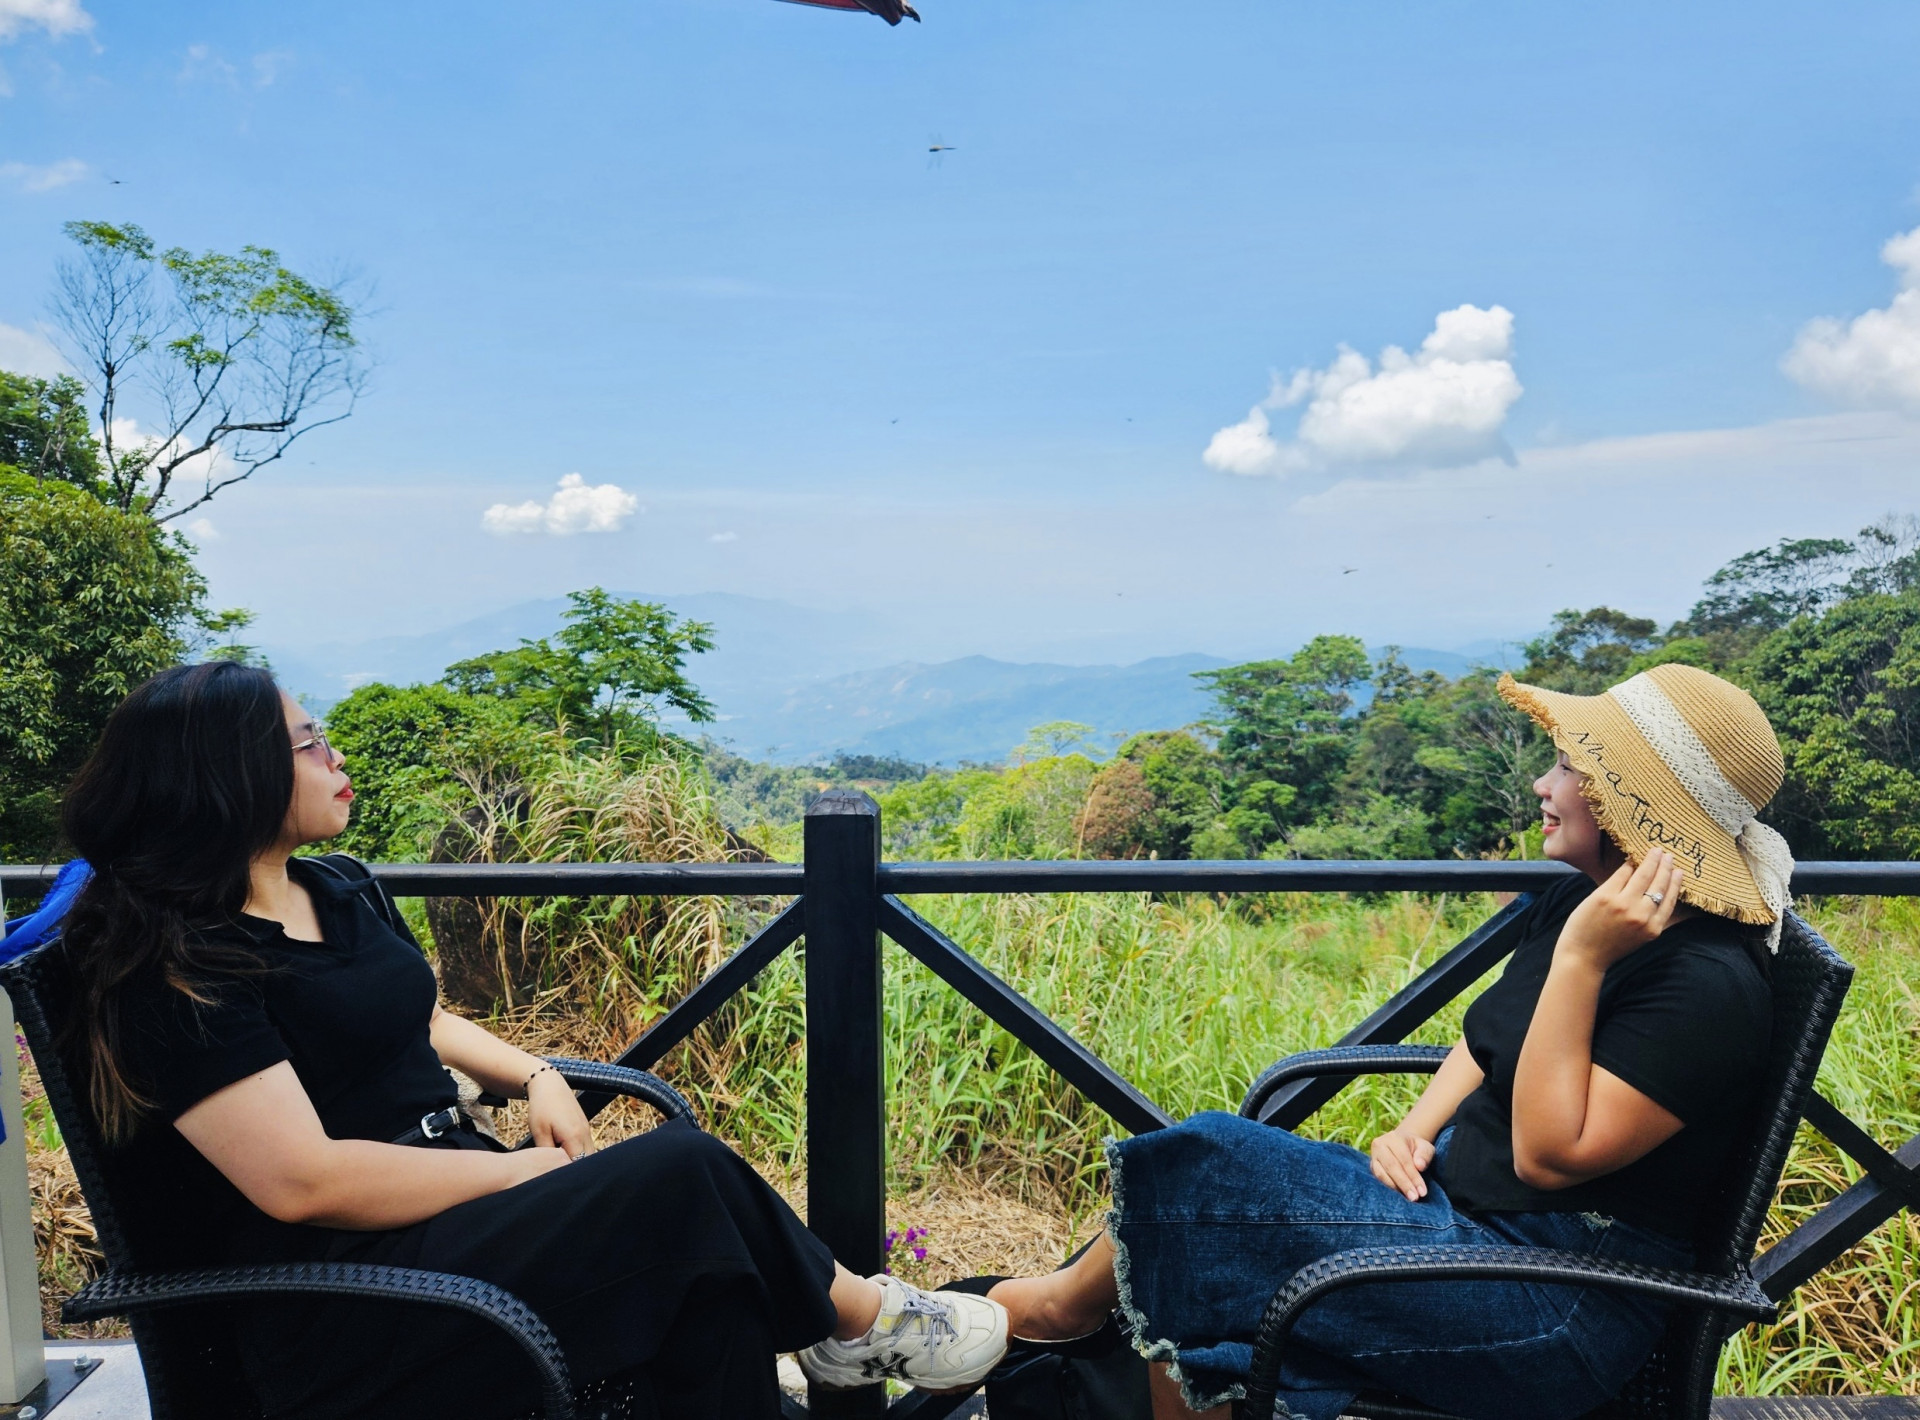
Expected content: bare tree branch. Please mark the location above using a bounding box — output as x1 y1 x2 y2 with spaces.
48 221 366 521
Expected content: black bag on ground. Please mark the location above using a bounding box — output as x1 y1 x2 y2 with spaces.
982 1333 1151 1420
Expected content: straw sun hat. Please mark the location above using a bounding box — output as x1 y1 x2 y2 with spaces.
1497 663 1795 950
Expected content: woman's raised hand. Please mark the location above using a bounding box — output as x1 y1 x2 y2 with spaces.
527 1070 595 1161
1369 1125 1436 1201
1559 849 1686 971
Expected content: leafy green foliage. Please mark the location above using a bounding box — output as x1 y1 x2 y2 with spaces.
0 371 100 489
200 607 271 669
953 754 1097 858
444 588 716 747
1195 634 1371 851
322 682 542 861
0 473 205 859
1687 537 1859 638
1747 591 1920 858
1518 606 1661 693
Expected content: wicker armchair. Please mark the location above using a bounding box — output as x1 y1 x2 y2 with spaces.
0 942 698 1420
1232 911 1853 1420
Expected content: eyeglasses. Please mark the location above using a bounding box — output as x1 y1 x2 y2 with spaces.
291 726 334 761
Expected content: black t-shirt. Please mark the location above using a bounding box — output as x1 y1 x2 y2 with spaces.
1440 875 1772 1242
102 858 458 1268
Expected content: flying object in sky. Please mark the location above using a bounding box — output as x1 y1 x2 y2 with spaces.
775 0 919 23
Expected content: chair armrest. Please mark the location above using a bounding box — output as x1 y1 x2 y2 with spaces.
64 1260 576 1420
546 1057 696 1125
1239 1244 1774 1420
1240 1045 1453 1121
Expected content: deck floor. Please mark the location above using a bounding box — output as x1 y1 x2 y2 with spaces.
6 1343 1915 1419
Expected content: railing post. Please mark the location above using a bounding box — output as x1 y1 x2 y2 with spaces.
0 985 47 1405
804 791 885 1419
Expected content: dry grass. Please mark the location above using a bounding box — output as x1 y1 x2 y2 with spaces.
18 1051 121 1339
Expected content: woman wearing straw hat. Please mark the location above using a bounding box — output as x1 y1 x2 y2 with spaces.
970 664 1790 1420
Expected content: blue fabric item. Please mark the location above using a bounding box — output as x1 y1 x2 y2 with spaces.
1 860 90 1148
1107 1111 1690 1420
1 859 92 965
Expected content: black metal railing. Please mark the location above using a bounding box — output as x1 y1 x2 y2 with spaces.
4 790 1917 1420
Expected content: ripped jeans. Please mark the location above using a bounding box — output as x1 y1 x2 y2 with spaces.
1107 1112 1691 1420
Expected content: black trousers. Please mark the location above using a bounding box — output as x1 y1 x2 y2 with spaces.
238 1121 839 1420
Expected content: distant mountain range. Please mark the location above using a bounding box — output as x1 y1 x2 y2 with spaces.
263 594 1518 767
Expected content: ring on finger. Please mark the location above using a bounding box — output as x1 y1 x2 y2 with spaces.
1643 890 1664 905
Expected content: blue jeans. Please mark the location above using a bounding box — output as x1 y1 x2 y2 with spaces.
1107 1112 1690 1420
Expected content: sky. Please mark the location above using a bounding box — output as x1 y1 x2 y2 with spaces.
3 0 1920 669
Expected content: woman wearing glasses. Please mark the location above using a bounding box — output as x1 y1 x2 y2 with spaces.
53 662 1007 1419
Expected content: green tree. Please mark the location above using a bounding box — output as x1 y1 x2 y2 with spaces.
1674 518 1920 664
1746 590 1920 858
1283 791 1435 860
52 220 365 521
443 588 716 747
1519 607 1661 693
0 371 100 489
201 607 271 669
0 474 205 859
323 682 540 860
1197 635 1371 848
954 752 1097 859
1084 730 1233 859
1686 536 1857 638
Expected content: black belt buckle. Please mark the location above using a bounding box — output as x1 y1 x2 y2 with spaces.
418 1106 463 1140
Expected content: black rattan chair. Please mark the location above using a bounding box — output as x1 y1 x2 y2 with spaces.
0 940 698 1420
1233 910 1854 1420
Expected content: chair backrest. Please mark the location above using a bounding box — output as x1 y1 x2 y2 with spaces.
0 942 262 1419
1691 912 1852 1277
1616 911 1854 1419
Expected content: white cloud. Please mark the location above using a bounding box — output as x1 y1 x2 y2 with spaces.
709 530 738 543
1203 304 1523 478
482 473 640 536
177 43 294 89
0 157 87 191
185 517 219 542
0 0 91 41
1783 225 1920 414
178 42 235 85
251 49 292 86
0 320 68 376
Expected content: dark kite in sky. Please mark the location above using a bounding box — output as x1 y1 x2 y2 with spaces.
775 0 919 24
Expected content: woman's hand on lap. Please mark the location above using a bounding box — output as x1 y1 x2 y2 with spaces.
1369 1125 1435 1200
527 1070 594 1160
1558 850 1685 971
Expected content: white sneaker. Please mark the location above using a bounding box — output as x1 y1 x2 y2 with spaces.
798 1275 1009 1390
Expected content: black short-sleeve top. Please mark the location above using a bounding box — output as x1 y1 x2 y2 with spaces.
1439 874 1773 1242
103 858 459 1267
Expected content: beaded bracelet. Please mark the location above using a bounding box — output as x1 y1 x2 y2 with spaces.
521 1062 557 1096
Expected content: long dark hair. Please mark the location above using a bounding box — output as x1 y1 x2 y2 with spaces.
59 662 294 1141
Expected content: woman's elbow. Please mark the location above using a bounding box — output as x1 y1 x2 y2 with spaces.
1511 1150 1584 1191
244 1161 340 1225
